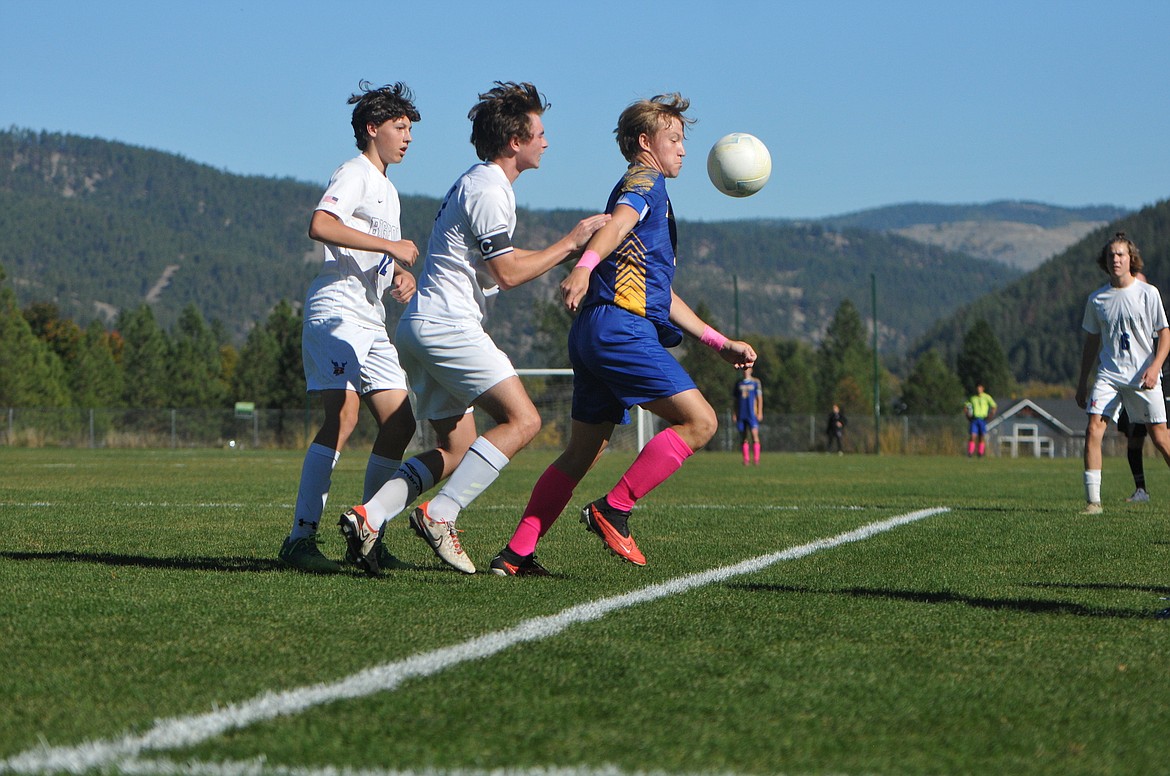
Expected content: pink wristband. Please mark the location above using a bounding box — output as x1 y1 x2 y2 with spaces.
575 249 602 271
699 325 727 351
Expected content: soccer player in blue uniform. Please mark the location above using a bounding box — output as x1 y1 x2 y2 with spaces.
733 366 763 465
489 93 756 575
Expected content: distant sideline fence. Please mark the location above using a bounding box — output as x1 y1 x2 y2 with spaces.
0 404 1109 458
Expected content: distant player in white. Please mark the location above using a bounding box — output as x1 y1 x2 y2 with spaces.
338 81 608 574
1075 232 1170 514
278 82 421 574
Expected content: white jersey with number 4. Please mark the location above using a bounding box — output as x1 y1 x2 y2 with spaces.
405 162 516 326
1082 279 1169 384
304 154 401 330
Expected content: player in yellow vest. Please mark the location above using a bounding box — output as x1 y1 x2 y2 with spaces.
965 384 997 457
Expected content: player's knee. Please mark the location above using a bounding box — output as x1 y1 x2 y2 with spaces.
393 415 417 443
690 404 718 447
515 407 543 445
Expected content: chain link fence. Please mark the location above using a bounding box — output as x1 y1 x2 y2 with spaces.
1 403 1104 458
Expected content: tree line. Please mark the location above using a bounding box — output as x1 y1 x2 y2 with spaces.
528 293 1012 423
2 249 1013 433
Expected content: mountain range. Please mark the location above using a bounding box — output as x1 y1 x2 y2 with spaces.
0 128 1146 379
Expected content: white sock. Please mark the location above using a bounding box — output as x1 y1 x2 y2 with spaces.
365 457 435 527
428 437 509 522
291 443 340 539
1084 469 1102 504
363 455 401 503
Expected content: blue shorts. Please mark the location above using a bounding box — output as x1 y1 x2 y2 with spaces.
568 304 696 425
737 417 759 432
969 418 988 435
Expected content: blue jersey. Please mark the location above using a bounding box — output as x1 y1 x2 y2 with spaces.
581 164 681 346
735 378 762 421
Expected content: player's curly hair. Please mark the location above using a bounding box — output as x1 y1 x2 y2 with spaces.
348 81 421 151
468 81 549 162
614 93 697 163
1097 231 1144 275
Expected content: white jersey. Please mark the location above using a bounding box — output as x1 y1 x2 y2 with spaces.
304 155 401 330
1082 279 1169 383
404 162 515 326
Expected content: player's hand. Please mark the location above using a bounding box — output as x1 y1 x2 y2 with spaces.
387 239 419 268
721 340 757 369
561 265 592 312
389 268 416 304
1075 385 1088 409
567 214 611 250
1139 366 1160 390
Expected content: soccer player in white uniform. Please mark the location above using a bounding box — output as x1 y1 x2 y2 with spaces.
1076 232 1170 514
337 81 608 574
278 82 421 573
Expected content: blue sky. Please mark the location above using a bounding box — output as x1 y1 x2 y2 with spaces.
3 0 1169 222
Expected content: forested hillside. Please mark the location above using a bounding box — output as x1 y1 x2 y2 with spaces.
0 128 1020 363
911 199 1170 385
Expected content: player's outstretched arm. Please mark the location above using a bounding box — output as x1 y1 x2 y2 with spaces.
485 213 610 291
309 210 419 267
561 204 641 311
670 290 756 369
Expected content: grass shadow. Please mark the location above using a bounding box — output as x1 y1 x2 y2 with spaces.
729 582 1163 619
2 549 291 574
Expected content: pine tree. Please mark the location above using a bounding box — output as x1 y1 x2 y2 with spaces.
233 317 281 407
817 300 872 414
750 335 818 414
902 350 966 414
117 305 170 408
0 268 71 407
168 304 229 408
956 319 1014 397
73 320 125 408
266 300 305 411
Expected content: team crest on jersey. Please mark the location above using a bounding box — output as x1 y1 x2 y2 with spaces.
332 360 347 376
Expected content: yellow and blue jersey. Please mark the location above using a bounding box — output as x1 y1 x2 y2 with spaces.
582 164 681 346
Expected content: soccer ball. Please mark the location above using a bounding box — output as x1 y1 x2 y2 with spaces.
706 133 772 198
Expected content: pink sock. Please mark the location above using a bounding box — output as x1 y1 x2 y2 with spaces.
742 442 749 464
978 441 986 456
607 427 694 512
968 441 976 455
508 465 578 556
753 442 760 464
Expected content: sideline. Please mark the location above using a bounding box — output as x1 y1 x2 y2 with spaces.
3 508 949 776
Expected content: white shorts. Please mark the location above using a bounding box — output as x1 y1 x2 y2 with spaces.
1088 375 1167 424
302 318 407 394
395 315 515 421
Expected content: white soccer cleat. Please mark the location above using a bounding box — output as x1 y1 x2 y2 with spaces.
1080 502 1103 515
1126 488 1150 503
409 502 476 574
338 507 382 576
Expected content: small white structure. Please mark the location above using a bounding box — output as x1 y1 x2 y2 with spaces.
987 399 1083 458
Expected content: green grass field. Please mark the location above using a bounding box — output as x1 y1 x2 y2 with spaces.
2 447 1168 775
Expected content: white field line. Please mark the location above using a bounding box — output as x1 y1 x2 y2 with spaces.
2 508 949 776
116 756 731 776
